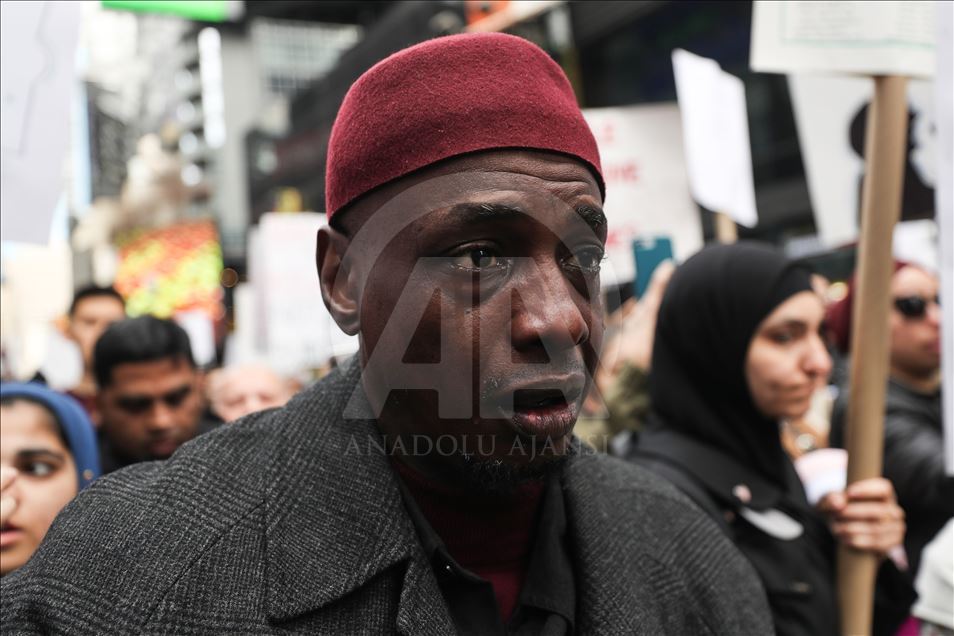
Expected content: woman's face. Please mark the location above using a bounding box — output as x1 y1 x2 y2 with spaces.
745 291 832 421
1 401 78 576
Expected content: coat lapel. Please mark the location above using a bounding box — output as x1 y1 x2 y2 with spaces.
562 450 637 632
262 358 454 634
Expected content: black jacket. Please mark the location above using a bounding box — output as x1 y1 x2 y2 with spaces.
832 378 954 576
630 428 916 636
2 358 774 635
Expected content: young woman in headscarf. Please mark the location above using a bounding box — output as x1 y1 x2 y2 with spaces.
1 383 101 576
627 242 915 636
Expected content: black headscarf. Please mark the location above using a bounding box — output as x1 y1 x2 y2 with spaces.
648 242 814 489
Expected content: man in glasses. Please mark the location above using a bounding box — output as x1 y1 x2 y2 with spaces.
829 262 950 577
888 265 941 394
92 316 211 473
882 264 950 577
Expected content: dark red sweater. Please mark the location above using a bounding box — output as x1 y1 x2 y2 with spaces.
392 460 545 622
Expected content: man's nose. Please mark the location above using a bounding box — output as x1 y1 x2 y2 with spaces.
147 401 177 431
511 262 589 354
926 300 941 327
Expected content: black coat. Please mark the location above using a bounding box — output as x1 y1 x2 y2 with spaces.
630 428 915 636
2 358 774 635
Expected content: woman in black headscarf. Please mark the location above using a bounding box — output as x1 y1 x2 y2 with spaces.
628 243 913 636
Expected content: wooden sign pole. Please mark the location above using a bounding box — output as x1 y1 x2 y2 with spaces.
837 74 909 636
714 211 738 243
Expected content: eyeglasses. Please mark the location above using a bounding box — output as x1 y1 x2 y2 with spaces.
114 385 193 414
893 295 940 320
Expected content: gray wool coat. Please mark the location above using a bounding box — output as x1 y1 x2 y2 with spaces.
2 359 774 635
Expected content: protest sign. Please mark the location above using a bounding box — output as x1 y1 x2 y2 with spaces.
0 1 81 244
751 1 935 78
582 104 703 284
253 213 357 375
789 75 936 246
671 49 758 230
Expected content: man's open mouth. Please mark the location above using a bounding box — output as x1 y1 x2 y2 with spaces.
504 387 581 440
513 389 569 411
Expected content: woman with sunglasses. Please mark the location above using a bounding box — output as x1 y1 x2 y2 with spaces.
627 243 914 636
828 261 951 579
1 383 101 576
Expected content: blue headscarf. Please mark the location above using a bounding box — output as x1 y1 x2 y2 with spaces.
1 382 101 489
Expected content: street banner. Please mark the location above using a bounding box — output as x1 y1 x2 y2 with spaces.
253 213 357 376
114 220 224 321
582 104 703 284
751 1 935 78
672 49 758 229
0 1 81 244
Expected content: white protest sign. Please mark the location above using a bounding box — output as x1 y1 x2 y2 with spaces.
936 0 954 474
751 1 936 78
789 74 936 246
582 104 703 285
0 1 81 244
671 49 758 228
255 213 357 375
174 310 217 367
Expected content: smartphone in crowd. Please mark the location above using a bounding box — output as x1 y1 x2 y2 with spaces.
632 236 674 299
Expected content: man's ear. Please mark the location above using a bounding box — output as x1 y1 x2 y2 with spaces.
317 225 360 335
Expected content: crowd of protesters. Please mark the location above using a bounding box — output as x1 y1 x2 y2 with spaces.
1 294 296 580
1 31 950 636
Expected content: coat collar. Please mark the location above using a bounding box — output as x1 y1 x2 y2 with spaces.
262 357 453 632
260 358 653 633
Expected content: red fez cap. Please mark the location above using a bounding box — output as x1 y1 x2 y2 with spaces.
325 33 604 220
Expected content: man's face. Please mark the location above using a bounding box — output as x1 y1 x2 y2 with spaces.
889 265 941 378
324 151 606 489
97 357 202 461
209 366 292 423
67 296 126 368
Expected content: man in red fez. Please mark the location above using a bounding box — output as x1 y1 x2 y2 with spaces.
2 34 772 634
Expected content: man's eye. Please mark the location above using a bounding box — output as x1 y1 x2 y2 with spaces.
164 387 191 408
449 247 502 270
117 398 151 414
565 246 605 273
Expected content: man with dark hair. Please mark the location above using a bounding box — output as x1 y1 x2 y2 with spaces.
93 316 207 473
62 285 126 414
2 34 772 634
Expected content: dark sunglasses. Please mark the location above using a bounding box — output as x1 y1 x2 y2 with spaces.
893 295 940 319
115 385 193 415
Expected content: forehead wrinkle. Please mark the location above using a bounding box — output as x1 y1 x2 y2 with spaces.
473 168 599 206
426 201 605 242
